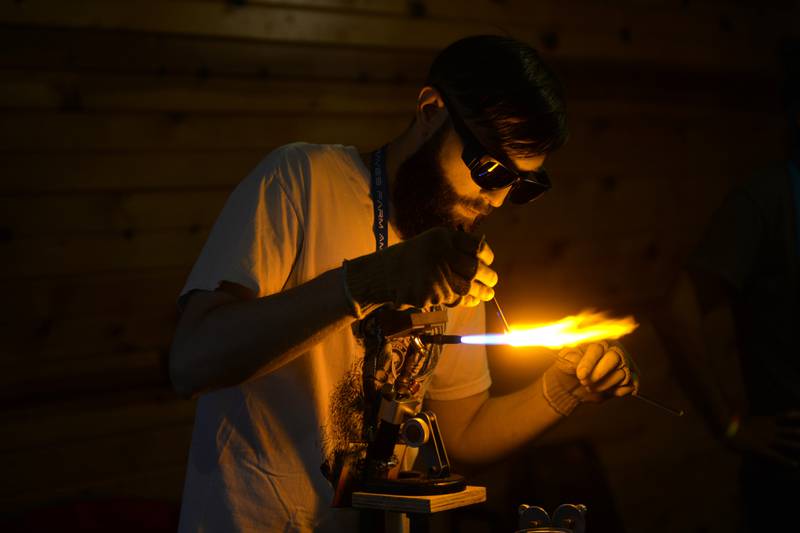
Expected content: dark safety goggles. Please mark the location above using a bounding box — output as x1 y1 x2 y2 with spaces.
439 90 551 204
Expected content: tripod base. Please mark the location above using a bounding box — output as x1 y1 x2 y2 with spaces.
360 471 466 496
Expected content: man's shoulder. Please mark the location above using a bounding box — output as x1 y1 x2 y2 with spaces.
267 142 357 167
250 142 358 189
264 142 367 197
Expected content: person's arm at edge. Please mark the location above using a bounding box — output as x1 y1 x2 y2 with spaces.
651 270 742 438
169 268 356 398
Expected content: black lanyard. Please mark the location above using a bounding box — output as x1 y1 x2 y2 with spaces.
370 146 390 251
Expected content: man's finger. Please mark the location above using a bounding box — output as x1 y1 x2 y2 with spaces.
447 248 480 281
587 351 624 386
614 385 637 397
592 368 627 392
446 269 472 296
460 294 480 308
452 231 483 256
576 342 608 382
474 262 498 288
588 350 625 384
476 238 494 266
467 279 495 302
557 348 582 372
433 281 457 307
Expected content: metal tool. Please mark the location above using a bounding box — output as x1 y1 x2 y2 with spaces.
631 392 684 417
344 309 466 503
491 296 512 333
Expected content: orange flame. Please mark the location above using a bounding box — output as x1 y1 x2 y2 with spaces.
462 309 639 348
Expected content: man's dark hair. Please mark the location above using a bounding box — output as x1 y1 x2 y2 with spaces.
426 35 568 159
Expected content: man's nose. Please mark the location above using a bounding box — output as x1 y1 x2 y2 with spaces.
482 186 510 208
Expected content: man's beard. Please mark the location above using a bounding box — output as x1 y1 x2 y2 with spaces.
391 123 493 240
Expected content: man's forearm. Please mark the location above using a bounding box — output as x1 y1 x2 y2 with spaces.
445 378 563 464
169 267 356 397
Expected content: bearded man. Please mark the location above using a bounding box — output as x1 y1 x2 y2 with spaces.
169 35 638 532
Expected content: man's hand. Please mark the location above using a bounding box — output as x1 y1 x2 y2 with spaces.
344 227 497 316
725 412 800 469
542 341 639 416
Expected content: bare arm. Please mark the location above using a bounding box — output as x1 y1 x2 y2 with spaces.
428 342 636 464
168 267 356 398
426 378 562 464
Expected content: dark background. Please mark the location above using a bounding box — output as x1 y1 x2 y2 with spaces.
1 0 798 531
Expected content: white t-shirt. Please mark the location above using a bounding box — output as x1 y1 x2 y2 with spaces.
176 143 492 532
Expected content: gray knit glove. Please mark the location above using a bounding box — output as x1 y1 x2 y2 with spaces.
543 341 639 416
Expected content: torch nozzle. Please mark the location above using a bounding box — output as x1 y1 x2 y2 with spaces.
419 334 463 345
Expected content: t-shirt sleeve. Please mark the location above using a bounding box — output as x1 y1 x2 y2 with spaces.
424 303 492 401
688 188 763 291
178 148 305 309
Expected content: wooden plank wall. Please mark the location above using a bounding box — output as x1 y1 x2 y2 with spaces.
0 0 797 527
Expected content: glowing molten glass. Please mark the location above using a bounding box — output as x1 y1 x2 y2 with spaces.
461 310 639 348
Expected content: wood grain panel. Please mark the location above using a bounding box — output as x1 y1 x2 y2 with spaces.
245 0 796 27
1 465 188 514
0 268 187 319
491 177 689 242
0 229 209 277
0 350 171 407
0 151 262 192
484 227 695 313
2 395 194 453
0 310 176 358
0 113 408 151
1 1 792 71
0 69 778 117
0 423 193 501
0 190 229 236
0 27 433 81
0 1 490 52
0 71 417 114
0 27 779 116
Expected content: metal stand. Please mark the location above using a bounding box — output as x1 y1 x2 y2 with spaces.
353 485 486 533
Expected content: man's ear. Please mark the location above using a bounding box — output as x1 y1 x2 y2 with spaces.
415 86 447 134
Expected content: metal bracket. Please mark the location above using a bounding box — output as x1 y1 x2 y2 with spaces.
413 411 451 479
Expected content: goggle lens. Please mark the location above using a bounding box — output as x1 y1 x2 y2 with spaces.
508 177 550 204
471 158 551 204
470 159 518 190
